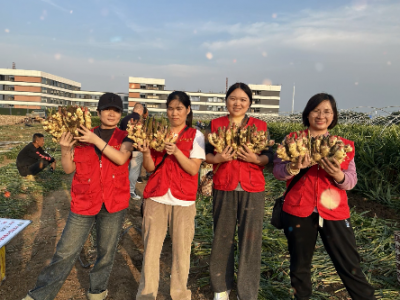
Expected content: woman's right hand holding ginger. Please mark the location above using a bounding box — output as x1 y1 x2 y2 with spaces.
214 146 235 163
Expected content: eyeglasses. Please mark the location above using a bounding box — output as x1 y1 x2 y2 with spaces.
310 110 333 117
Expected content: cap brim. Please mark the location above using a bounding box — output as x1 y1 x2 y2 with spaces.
97 105 123 111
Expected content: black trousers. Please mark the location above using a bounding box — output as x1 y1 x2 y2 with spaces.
209 189 265 300
18 159 51 176
283 211 376 300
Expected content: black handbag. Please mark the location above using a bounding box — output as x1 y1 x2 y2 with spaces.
270 167 310 229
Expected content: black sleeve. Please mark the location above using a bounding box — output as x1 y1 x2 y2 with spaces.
123 136 134 144
260 147 274 165
204 121 215 155
119 116 128 131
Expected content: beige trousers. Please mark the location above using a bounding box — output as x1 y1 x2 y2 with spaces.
136 199 196 300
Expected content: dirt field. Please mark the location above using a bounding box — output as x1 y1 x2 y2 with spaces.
0 115 26 126
0 172 214 300
1 122 398 299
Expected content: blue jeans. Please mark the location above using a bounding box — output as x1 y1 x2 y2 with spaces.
129 152 143 193
28 205 126 300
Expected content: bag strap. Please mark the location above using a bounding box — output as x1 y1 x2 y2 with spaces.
284 166 310 198
152 126 190 173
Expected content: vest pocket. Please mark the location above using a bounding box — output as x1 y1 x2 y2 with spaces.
74 154 92 175
71 178 92 210
111 172 130 203
213 163 230 188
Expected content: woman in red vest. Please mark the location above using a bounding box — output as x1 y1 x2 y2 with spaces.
273 93 375 300
136 91 205 300
206 83 273 300
22 93 133 300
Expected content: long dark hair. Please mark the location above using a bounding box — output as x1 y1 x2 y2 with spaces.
302 93 338 129
225 82 253 106
166 91 193 127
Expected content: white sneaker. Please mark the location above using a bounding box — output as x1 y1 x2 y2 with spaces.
130 192 141 200
214 290 231 300
87 290 108 300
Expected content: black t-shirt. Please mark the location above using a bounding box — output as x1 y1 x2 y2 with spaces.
119 112 141 131
93 127 133 160
16 142 54 168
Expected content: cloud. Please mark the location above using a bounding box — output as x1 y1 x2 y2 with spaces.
200 1 400 52
39 0 70 13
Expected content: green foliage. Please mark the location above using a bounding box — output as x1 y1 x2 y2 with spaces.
267 122 400 208
193 173 400 299
0 163 69 219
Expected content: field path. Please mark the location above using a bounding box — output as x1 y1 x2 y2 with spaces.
0 173 212 300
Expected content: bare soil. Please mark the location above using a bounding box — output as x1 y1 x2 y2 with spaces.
1 166 397 299
0 172 213 300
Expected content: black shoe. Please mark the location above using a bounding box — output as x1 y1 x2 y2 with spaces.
136 177 143 183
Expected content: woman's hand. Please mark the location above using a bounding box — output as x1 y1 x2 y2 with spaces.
137 140 151 155
320 157 345 183
237 145 258 164
75 126 99 144
289 153 311 172
59 132 76 151
165 142 180 156
215 146 235 163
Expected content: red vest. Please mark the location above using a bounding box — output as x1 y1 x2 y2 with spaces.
143 127 198 201
71 127 130 215
211 116 267 192
283 130 355 221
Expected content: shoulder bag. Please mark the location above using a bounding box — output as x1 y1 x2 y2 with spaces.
271 167 310 229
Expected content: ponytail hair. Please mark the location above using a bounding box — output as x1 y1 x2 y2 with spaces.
166 91 193 128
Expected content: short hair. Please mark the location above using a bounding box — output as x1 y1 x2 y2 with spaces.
32 133 44 143
302 93 338 129
133 103 144 113
225 82 253 106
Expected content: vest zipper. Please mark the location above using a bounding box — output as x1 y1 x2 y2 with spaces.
316 164 319 209
100 157 104 203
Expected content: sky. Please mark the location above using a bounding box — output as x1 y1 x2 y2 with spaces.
0 0 399 112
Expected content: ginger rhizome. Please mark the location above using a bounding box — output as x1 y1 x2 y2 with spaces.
126 116 179 152
276 131 353 167
42 106 92 143
208 123 274 159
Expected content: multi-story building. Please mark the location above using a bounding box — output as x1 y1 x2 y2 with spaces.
0 69 129 113
128 77 281 116
0 68 281 116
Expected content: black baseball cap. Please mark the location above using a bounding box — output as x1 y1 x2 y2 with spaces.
97 93 123 111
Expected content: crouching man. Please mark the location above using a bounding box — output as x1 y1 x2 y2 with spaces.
16 133 56 177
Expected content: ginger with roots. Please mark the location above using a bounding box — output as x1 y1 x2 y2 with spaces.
42 106 92 144
276 132 353 167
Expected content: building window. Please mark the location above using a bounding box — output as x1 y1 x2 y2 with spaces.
218 98 224 103
207 97 213 102
140 84 146 89
4 95 14 100
147 104 160 108
0 75 14 81
191 105 200 111
191 96 200 102
207 105 213 111
140 94 146 99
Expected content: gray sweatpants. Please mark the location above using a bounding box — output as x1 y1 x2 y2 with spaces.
209 189 265 300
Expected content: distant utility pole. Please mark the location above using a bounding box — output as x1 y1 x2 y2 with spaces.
12 62 16 69
291 83 295 114
226 77 228 93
